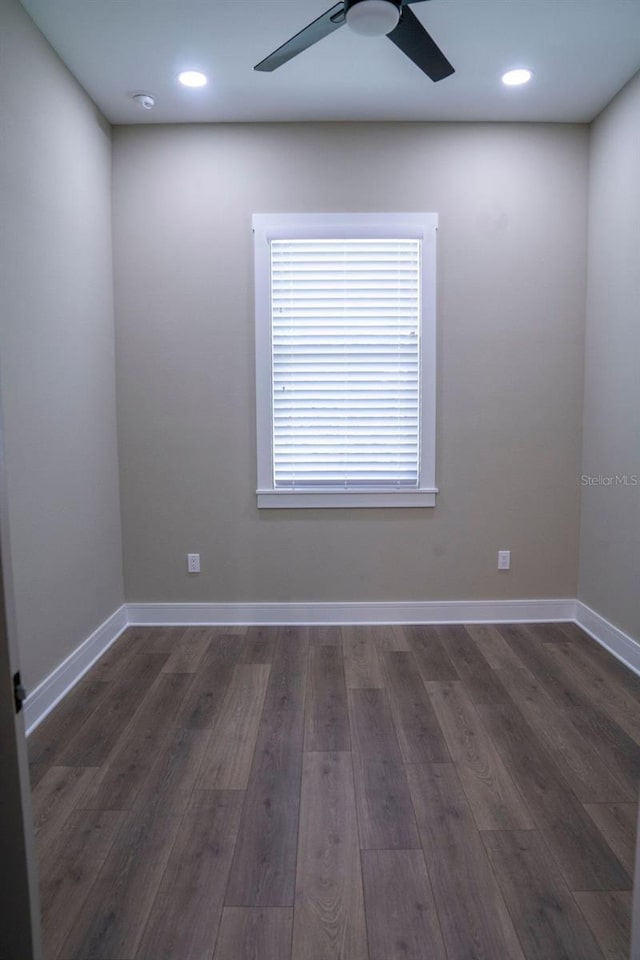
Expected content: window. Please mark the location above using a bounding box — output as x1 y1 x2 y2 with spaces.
254 213 438 508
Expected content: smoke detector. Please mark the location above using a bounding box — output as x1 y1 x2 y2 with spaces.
131 93 156 110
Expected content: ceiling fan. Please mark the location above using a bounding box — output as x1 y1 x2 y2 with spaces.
254 0 454 82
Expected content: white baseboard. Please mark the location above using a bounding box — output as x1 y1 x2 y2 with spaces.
575 601 640 678
24 605 128 735
126 598 577 626
34 595 634 739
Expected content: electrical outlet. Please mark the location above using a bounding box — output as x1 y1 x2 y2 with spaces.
498 550 511 571
187 553 200 574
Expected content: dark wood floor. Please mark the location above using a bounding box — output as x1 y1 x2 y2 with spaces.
29 621 639 960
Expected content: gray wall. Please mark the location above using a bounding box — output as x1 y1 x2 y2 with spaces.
113 122 588 604
2 0 635 682
579 71 640 641
0 0 124 689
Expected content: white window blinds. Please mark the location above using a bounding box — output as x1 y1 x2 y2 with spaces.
270 237 421 489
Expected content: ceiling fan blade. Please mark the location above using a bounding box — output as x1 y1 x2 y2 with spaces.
387 5 454 81
254 2 346 72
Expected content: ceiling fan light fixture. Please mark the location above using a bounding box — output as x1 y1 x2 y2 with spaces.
346 0 401 37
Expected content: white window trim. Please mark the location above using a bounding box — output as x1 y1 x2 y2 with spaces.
254 212 438 509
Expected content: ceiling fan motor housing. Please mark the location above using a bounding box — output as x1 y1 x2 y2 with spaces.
345 0 402 36
345 0 402 9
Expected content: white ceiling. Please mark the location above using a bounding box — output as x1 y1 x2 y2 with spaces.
20 0 640 124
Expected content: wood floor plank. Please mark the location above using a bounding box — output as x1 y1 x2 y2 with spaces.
128 670 194 735
382 652 449 763
28 763 53 796
483 830 605 960
38 808 124 960
262 626 310 716
28 678 111 788
176 633 245 729
348 687 403 761
406 763 525 960
87 627 152 681
61 835 183 960
342 626 384 689
214 908 293 960
583 802 638 875
310 625 343 644
352 756 420 850
557 626 640 703
161 626 216 673
141 625 190 654
198 663 271 790
32 765 99 855
549 639 640 744
305 644 350 752
59 728 209 960
81 671 194 810
136 790 243 960
499 623 640 797
574 892 632 960
292 752 368 960
224 736 302 907
426 680 533 829
349 685 419 848
374 624 411 651
361 849 446 960
225 628 308 907
498 622 590 711
464 623 524 670
495 665 632 802
56 651 169 766
266 626 310 714
404 624 460 680
557 621 593 642
568 708 640 800
40 805 124 871
437 624 509 704
525 621 576 644
132 726 211 814
242 625 280 663
82 734 156 812
478 700 631 891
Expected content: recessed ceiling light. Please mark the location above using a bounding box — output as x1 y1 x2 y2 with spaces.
502 68 533 87
178 70 208 88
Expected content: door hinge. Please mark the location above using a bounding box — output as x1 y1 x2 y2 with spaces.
13 672 27 714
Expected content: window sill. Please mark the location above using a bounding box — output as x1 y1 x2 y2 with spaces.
256 489 438 509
